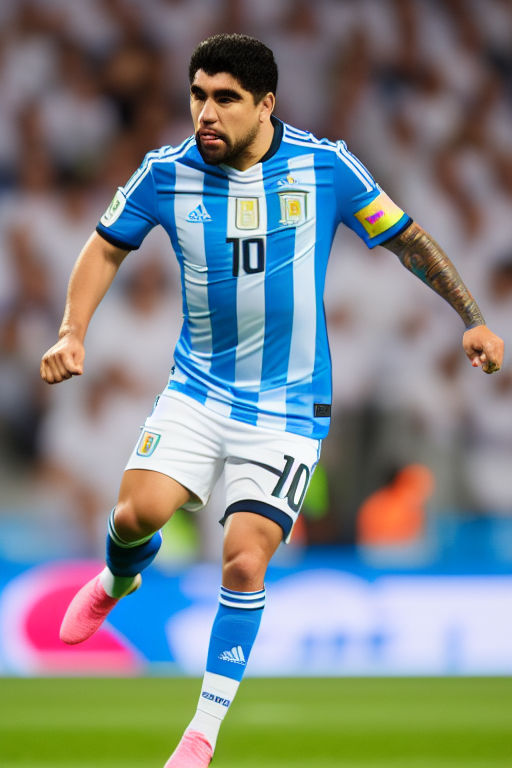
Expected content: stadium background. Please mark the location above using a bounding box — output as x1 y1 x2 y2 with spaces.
1 0 512 685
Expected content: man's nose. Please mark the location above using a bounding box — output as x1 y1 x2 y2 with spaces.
199 98 217 124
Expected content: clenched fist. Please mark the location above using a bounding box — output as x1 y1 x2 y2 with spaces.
40 334 85 384
463 325 504 374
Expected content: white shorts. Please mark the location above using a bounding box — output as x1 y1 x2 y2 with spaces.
125 390 321 541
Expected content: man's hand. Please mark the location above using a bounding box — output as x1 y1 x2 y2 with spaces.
463 325 504 374
40 334 85 384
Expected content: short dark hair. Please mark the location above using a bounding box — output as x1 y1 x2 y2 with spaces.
189 33 278 103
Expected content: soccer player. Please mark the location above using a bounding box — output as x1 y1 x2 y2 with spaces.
40 34 504 767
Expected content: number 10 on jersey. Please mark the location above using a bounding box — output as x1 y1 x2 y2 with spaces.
228 237 265 277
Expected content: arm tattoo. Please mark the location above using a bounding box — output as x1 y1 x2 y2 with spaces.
385 222 485 329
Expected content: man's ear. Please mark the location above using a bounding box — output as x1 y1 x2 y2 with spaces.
259 92 275 122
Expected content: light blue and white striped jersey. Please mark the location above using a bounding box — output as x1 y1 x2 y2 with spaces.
96 118 411 439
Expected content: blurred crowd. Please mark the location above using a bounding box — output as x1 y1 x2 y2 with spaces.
1 0 511 560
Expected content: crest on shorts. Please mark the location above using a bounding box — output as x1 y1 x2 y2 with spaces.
137 430 161 457
279 191 308 226
236 198 259 230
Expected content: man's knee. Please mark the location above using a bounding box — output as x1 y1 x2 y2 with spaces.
113 470 190 542
222 549 267 591
113 498 160 542
221 512 283 590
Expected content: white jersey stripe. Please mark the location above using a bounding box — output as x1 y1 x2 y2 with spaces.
228 169 267 399
174 163 212 371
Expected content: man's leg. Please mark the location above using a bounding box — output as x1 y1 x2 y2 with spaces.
165 512 282 767
60 469 190 644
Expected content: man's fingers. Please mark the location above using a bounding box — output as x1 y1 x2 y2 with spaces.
40 346 84 384
54 355 74 380
61 350 83 375
40 359 55 384
41 356 70 384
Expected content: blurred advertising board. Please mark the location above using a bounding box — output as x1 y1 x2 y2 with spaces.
1 559 511 676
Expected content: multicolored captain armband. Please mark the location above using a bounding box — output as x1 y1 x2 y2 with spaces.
354 191 405 239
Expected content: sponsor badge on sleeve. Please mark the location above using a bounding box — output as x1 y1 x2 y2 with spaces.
100 189 126 227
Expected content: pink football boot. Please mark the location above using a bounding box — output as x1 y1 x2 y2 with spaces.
164 730 213 767
59 573 141 644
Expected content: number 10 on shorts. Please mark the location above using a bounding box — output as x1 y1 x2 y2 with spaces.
271 454 311 512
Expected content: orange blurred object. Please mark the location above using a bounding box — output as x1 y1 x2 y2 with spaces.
357 464 435 546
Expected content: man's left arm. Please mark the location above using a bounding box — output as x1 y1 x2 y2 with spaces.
384 221 504 374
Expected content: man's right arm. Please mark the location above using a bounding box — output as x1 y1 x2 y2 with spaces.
40 232 129 384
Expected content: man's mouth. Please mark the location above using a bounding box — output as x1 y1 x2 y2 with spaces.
198 130 225 148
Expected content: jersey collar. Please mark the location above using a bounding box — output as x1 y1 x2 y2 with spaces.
258 115 283 164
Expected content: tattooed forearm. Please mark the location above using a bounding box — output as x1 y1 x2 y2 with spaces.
385 222 485 329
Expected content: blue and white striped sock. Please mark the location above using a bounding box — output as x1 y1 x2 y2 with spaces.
186 585 266 750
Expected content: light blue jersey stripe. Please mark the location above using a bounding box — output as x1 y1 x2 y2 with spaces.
312 153 333 432
285 153 317 433
202 168 235 414
256 163 294 430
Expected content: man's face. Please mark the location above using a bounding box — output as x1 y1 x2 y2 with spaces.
190 69 264 167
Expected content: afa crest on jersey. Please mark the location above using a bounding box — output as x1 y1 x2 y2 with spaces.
136 430 161 457
236 198 259 230
279 191 308 226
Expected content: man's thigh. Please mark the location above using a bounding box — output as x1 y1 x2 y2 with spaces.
115 468 192 536
124 391 224 512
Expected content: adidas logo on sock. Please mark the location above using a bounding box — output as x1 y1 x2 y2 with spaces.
218 645 246 664
186 202 212 222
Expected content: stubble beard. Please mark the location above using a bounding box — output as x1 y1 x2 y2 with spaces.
196 122 260 166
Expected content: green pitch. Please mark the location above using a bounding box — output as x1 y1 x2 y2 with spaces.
1 677 511 768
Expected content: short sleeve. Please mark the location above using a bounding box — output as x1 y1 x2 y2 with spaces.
96 153 159 250
334 141 411 249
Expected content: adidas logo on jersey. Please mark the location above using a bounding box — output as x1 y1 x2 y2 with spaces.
218 645 246 664
187 202 212 222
